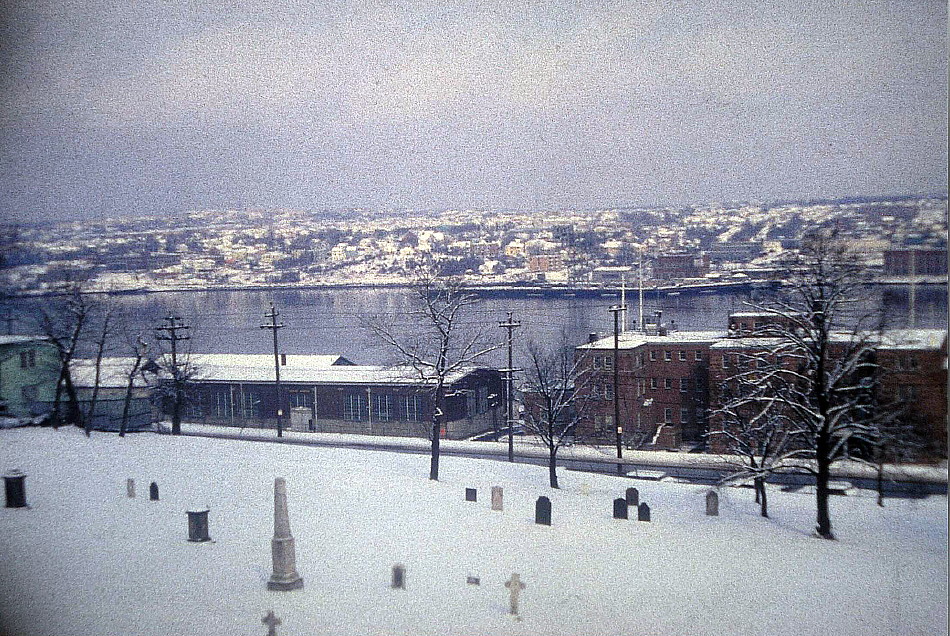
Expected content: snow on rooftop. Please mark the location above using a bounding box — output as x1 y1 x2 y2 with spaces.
0 335 49 346
580 331 727 350
0 427 945 636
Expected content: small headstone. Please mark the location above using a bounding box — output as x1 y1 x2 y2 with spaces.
535 496 551 526
467 575 481 585
505 573 526 616
580 482 591 496
705 490 719 516
126 478 135 498
149 482 159 501
491 486 503 511
3 470 27 508
262 610 281 636
187 509 211 542
391 564 406 589
637 502 651 522
612 498 628 519
625 487 639 507
465 488 477 502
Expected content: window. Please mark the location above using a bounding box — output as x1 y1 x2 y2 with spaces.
373 394 393 421
649 351 657 361
898 385 919 401
664 351 672 361
20 385 38 403
908 356 919 370
187 395 204 418
695 351 703 361
664 408 673 423
679 351 687 361
241 390 262 418
604 383 614 401
19 350 35 368
680 408 689 423
593 356 603 370
404 395 422 421
214 391 232 417
594 414 614 432
637 353 644 367
680 379 689 393
344 393 366 421
722 355 730 368
288 390 313 409
664 378 673 390
603 356 614 371
650 378 658 390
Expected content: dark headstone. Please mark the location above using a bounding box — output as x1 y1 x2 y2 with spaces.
613 498 628 519
705 490 719 516
535 496 551 526
465 488 477 502
466 575 481 585
625 487 639 507
149 482 159 501
126 478 135 498
637 502 651 522
4 471 27 508
187 509 211 542
391 564 406 589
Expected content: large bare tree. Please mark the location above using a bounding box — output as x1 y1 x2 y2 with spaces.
38 284 95 428
714 229 888 539
364 266 498 481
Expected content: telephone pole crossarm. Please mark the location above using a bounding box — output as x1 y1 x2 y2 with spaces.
260 303 285 438
499 312 521 463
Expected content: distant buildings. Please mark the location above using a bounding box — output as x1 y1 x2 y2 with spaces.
0 336 58 419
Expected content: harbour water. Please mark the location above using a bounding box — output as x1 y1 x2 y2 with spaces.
10 285 946 368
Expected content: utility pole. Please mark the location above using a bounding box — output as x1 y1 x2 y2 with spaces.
499 312 521 463
261 303 285 438
608 305 626 463
155 315 190 435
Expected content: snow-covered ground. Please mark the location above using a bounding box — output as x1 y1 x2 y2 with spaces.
1 427 947 636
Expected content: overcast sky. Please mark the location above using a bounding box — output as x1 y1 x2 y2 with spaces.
0 0 946 223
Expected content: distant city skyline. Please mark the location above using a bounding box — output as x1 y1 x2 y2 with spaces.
1 0 947 223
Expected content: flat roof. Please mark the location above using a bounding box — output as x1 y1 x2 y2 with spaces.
579 330 728 350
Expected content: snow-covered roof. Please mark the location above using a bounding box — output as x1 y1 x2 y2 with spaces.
0 335 50 347
871 329 947 351
191 360 484 387
71 358 154 388
579 330 727 350
189 353 354 369
710 337 783 349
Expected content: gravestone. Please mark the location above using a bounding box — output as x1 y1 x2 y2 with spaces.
535 496 551 526
612 498 628 519
187 509 211 542
625 487 639 507
3 470 27 508
467 575 481 585
580 482 591 496
491 486 503 511
268 477 304 591
706 490 719 516
391 564 406 589
505 573 526 616
149 482 159 501
262 610 281 636
465 488 477 502
126 478 135 498
637 502 651 522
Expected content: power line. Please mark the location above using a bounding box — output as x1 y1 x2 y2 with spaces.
260 303 286 438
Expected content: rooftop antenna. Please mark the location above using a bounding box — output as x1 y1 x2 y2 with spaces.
638 248 645 333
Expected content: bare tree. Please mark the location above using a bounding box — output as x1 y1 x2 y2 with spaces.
714 229 886 539
38 284 94 428
364 266 499 481
520 336 595 488
119 333 151 437
83 303 119 436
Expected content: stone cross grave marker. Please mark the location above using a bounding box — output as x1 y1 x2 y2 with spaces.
535 496 551 526
391 564 407 589
505 573 526 616
637 502 651 522
613 498 628 519
491 486 503 511
465 488 477 502
150 482 159 501
262 610 281 636
625 487 639 507
268 477 304 591
126 478 135 498
706 490 719 516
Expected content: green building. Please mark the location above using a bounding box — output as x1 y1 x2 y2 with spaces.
0 336 60 419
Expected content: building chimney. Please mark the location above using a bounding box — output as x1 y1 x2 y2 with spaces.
281 353 287 366
588 333 599 343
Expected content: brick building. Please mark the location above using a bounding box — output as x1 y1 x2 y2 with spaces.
575 317 947 458
883 248 948 277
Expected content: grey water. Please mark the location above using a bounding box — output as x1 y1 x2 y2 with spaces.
10 285 946 369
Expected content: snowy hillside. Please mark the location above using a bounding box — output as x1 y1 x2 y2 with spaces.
0 428 947 636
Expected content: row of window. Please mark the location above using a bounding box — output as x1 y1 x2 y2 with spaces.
647 350 704 363
592 407 706 430
19 350 36 369
190 390 424 422
596 378 704 397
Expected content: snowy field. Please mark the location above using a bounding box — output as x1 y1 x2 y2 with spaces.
0 428 947 636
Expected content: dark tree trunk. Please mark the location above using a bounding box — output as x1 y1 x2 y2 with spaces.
429 415 441 480
548 447 559 489
815 451 834 539
171 389 182 435
758 478 769 518
62 369 83 428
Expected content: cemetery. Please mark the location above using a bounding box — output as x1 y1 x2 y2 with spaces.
0 426 947 635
